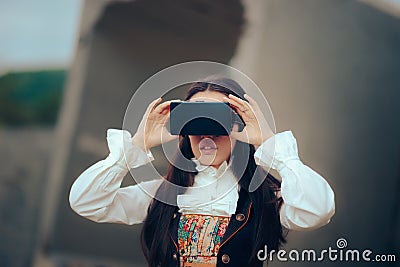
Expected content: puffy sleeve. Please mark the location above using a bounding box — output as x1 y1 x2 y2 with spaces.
254 131 336 231
69 128 163 225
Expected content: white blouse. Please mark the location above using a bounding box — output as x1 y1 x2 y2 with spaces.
69 129 335 231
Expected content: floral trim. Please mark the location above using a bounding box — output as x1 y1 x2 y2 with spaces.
178 214 231 265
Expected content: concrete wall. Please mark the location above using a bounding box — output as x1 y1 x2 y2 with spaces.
32 0 399 266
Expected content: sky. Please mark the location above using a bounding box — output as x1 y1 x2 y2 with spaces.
0 0 82 73
0 0 399 74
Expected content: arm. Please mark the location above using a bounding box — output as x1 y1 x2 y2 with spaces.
69 128 163 225
254 131 336 231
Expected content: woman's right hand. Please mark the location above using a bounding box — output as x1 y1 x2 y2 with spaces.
132 98 180 151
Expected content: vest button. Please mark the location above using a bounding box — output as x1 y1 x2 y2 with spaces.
172 253 178 261
236 213 245 221
221 254 230 264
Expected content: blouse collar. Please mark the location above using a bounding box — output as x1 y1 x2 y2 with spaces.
176 157 239 216
191 157 233 178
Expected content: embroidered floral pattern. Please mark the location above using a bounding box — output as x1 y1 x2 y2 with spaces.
178 214 230 266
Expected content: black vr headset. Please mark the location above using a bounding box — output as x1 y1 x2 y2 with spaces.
168 101 245 136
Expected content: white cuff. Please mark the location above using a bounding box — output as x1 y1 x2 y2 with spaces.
105 128 154 169
254 130 300 172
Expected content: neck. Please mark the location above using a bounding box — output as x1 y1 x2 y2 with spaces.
211 163 221 169
212 157 230 170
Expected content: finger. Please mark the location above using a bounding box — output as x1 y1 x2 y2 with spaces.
153 101 171 114
229 94 254 114
145 98 162 116
230 128 250 143
138 98 162 131
232 105 248 122
244 94 264 118
227 94 247 108
153 99 182 114
161 109 172 125
223 96 243 113
161 128 179 143
224 96 255 122
160 99 184 122
243 94 258 108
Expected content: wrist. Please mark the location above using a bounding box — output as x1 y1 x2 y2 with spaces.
261 131 274 143
132 135 148 152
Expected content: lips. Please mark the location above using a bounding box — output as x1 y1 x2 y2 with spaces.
199 138 217 153
201 146 217 150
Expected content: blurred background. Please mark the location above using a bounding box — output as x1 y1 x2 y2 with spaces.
0 0 399 266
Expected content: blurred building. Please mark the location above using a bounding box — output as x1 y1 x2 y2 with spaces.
29 0 399 266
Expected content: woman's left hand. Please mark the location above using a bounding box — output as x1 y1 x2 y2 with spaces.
223 94 274 147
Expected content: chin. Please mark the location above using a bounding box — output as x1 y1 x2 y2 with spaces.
200 157 225 168
198 157 215 166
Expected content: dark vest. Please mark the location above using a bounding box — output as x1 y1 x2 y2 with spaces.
165 188 265 267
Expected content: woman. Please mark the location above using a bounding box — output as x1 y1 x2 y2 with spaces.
69 77 335 267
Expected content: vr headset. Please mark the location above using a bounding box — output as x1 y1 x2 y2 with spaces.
169 101 245 135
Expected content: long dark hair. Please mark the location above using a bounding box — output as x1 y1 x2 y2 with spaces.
141 76 286 266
